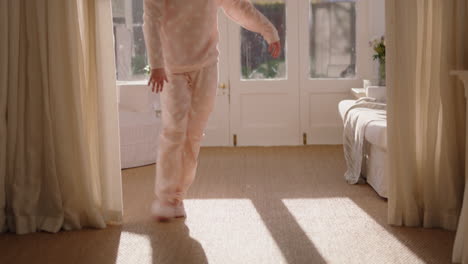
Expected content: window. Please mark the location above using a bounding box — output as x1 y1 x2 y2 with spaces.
309 0 356 79
112 0 148 81
110 0 356 81
240 0 286 80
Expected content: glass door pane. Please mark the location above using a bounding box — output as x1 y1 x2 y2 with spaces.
241 0 286 80
112 0 148 81
309 0 356 79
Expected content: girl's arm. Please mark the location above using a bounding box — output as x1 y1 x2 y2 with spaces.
143 0 165 70
143 0 167 93
218 0 280 44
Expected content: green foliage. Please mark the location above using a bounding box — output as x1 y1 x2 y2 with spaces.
242 66 250 79
144 65 151 75
372 42 385 63
370 36 385 64
242 58 283 79
132 54 149 75
370 36 386 85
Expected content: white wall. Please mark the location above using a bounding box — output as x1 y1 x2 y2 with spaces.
368 0 386 81
369 0 386 37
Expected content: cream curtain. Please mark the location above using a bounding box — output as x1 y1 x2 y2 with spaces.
0 0 123 234
386 0 468 262
454 72 468 262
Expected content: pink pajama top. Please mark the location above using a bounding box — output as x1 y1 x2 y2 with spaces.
143 0 280 74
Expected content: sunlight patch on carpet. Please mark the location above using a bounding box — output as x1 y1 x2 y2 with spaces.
116 232 152 264
282 198 425 264
184 199 287 264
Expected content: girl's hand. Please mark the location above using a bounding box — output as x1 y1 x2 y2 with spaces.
268 41 281 58
148 68 169 93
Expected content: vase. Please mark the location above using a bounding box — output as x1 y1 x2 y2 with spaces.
378 61 386 86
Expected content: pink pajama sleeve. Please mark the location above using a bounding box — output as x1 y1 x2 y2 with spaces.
219 0 280 44
142 0 165 69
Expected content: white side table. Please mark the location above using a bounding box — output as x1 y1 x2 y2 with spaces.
451 70 468 263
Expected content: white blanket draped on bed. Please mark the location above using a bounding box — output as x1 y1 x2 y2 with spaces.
343 98 386 184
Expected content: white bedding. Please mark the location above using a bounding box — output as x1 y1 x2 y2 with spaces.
342 98 387 184
365 144 388 198
340 100 387 149
365 121 387 150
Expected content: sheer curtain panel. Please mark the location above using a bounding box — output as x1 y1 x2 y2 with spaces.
0 0 123 234
386 0 468 262
454 71 468 264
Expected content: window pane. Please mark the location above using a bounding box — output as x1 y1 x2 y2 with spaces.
241 0 286 80
112 0 148 81
309 0 356 79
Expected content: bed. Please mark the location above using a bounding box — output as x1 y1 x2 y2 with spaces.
339 99 388 198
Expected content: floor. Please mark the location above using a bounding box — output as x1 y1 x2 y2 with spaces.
0 146 456 264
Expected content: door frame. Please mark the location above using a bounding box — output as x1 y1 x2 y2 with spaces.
202 10 232 147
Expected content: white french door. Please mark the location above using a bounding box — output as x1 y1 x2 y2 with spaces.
203 0 373 146
228 0 301 146
299 0 372 144
225 0 371 146
202 11 231 146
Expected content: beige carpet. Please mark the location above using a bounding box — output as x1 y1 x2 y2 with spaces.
0 146 455 264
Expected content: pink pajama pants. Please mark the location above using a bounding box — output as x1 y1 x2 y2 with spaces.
155 63 218 205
